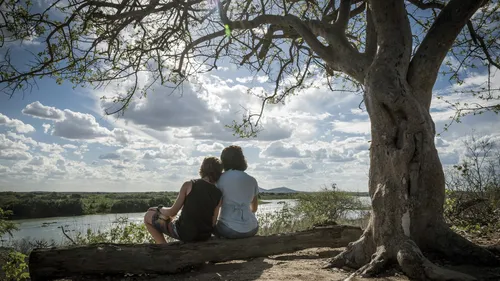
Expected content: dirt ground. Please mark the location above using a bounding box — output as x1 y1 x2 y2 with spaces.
65 233 500 281
158 247 410 281
109 245 499 281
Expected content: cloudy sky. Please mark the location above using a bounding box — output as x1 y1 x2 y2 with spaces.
1 6 499 193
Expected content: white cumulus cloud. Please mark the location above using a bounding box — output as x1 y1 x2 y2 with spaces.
0 113 35 133
261 141 302 158
0 150 32 160
52 109 112 140
22 101 64 120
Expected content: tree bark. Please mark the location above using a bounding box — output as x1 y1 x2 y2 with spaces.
327 61 500 281
28 225 361 281
324 4 499 279
325 2 499 279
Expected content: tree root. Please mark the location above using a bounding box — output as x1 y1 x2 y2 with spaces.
430 226 500 266
356 246 389 277
397 240 476 281
327 237 481 281
324 233 375 270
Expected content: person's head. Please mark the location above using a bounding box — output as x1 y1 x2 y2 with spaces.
199 156 223 183
220 145 247 172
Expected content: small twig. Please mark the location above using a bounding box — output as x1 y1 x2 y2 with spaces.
61 226 76 245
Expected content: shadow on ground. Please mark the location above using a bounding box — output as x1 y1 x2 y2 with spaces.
163 257 273 281
70 258 272 281
271 249 342 261
68 247 500 281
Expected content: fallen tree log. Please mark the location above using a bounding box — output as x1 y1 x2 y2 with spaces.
29 225 362 281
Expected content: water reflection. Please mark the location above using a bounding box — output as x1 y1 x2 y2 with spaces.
1 198 370 245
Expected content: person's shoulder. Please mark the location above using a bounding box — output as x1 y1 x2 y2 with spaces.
219 170 240 180
243 172 257 182
180 180 193 194
219 171 229 179
214 185 223 195
209 183 223 196
219 170 256 183
232 170 253 178
182 180 194 187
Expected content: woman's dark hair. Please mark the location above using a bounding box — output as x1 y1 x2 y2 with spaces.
220 145 248 172
199 157 223 183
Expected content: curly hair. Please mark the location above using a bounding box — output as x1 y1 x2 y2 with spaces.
220 145 248 172
199 156 223 183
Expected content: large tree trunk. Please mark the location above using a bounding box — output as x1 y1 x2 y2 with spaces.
328 65 499 281
28 225 361 281
326 2 499 280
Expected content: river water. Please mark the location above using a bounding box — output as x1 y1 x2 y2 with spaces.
1 198 370 245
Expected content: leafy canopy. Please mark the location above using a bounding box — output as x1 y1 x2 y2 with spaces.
0 0 499 135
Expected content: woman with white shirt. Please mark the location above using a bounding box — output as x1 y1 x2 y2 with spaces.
215 145 259 239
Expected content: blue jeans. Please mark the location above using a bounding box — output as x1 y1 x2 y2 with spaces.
214 221 258 239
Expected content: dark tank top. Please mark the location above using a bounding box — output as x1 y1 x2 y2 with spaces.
175 179 222 242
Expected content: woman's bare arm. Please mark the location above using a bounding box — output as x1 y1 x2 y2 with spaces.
160 181 191 218
212 199 222 226
251 195 258 213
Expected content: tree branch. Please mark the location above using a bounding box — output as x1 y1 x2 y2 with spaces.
368 0 412 75
407 0 485 109
221 12 368 82
365 6 377 60
61 226 76 245
335 0 351 30
349 1 366 19
407 0 444 10
466 20 500 70
322 0 366 24
176 30 225 76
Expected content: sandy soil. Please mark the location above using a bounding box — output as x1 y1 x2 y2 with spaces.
90 245 498 281
160 247 410 281
59 232 500 281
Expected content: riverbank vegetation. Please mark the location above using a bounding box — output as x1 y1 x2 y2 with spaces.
0 192 175 219
0 190 370 220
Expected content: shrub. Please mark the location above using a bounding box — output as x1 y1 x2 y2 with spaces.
8 237 57 255
0 208 18 238
257 185 367 235
294 184 364 225
72 217 155 244
257 203 307 236
3 251 29 281
444 133 500 232
0 209 28 281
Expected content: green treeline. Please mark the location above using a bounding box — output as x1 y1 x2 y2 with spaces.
0 192 174 219
0 191 369 219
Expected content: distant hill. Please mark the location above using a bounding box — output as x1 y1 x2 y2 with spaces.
259 187 299 193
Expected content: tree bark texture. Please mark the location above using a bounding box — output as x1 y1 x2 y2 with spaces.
28 225 361 281
327 1 499 280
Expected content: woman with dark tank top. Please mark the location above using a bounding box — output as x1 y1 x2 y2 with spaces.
143 157 223 243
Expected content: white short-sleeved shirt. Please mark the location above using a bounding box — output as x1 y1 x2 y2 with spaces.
217 170 259 233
